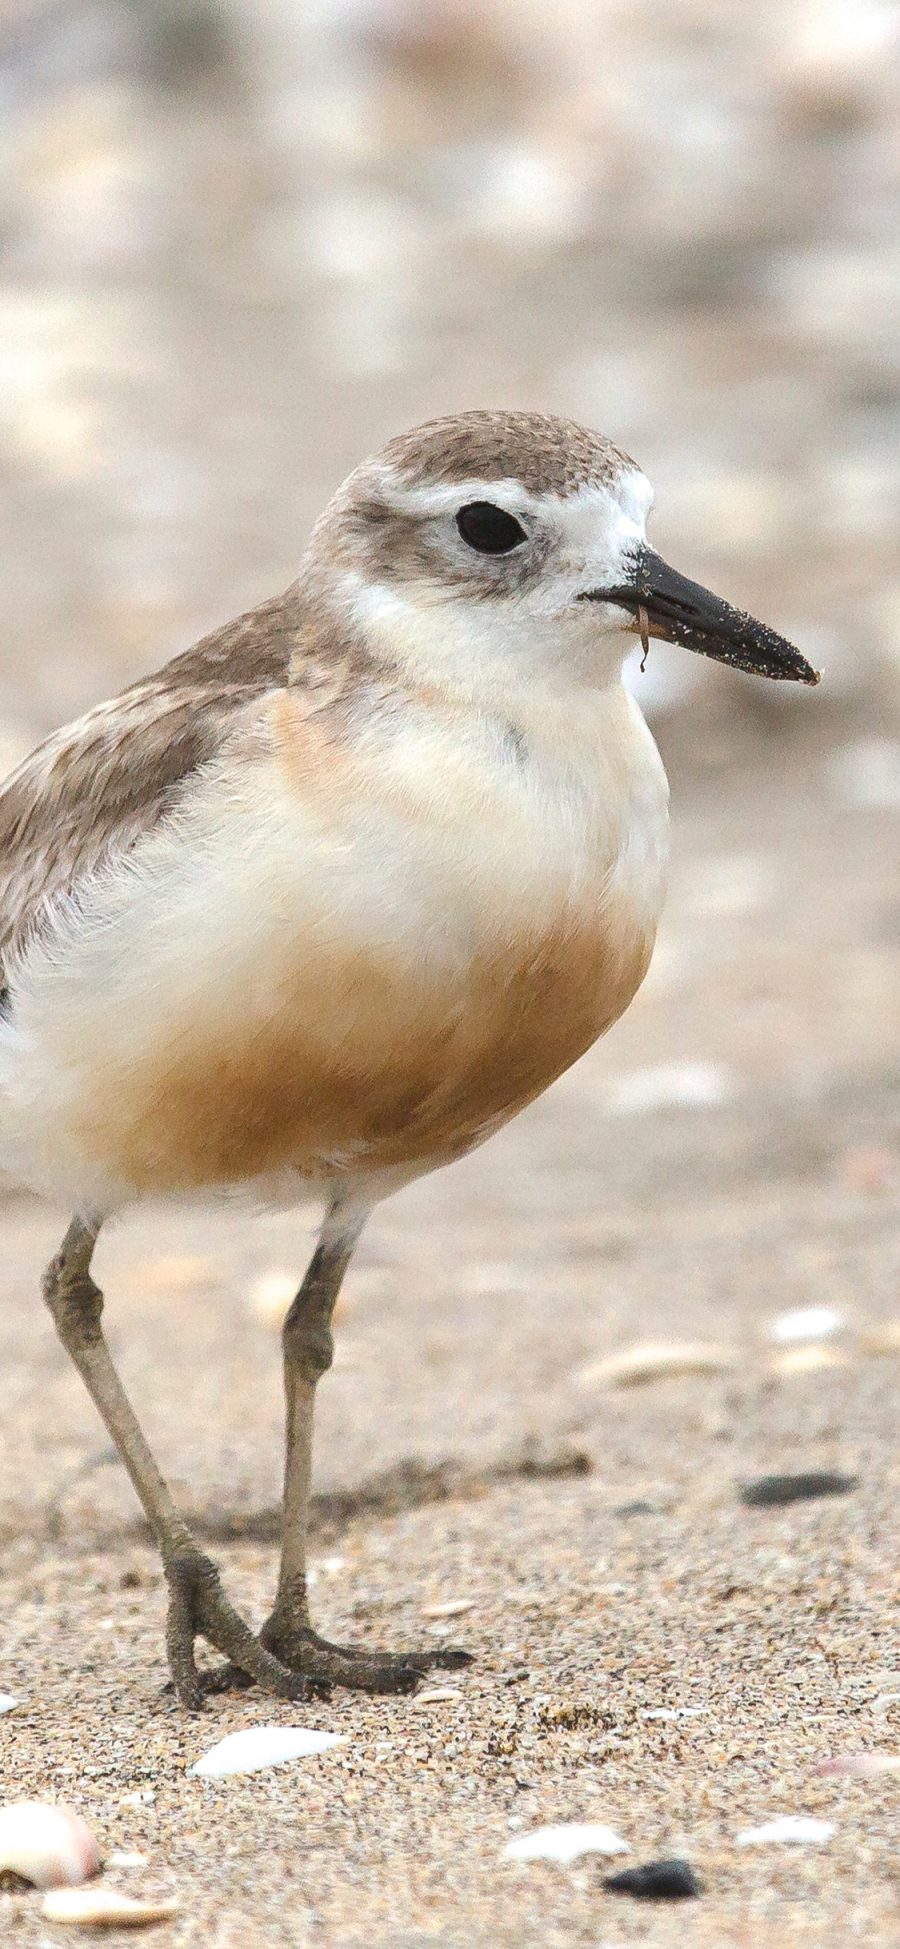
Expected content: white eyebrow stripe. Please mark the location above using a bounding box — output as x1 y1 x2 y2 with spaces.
378 474 542 519
376 464 654 528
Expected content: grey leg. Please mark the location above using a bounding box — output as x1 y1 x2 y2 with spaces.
42 1216 307 1710
257 1202 472 1694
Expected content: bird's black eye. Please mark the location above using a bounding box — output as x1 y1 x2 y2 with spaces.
455 502 527 554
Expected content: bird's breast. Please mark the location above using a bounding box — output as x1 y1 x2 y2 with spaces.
11 683 668 1203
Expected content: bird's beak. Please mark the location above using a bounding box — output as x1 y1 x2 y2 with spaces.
581 545 820 685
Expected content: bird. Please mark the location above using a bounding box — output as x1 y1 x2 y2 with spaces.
0 410 818 1709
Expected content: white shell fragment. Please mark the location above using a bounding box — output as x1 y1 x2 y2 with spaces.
413 1688 463 1707
190 1725 343 1777
642 1706 707 1721
106 1851 149 1868
770 1306 843 1343
504 1822 629 1864
602 1061 737 1115
246 1269 297 1328
42 1887 178 1927
816 1753 900 1778
736 1816 836 1847
0 1694 17 1714
0 1801 101 1889
578 1341 735 1388
421 1599 474 1619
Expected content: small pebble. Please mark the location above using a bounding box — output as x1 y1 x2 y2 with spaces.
579 1341 734 1388
603 1858 702 1900
41 1887 178 1927
736 1815 835 1846
0 1695 17 1715
414 1688 464 1707
0 1802 101 1889
191 1725 343 1778
106 1851 149 1869
770 1305 843 1343
739 1471 858 1507
421 1599 475 1619
504 1823 629 1864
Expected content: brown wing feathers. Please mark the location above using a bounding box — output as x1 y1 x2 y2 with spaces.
0 593 297 978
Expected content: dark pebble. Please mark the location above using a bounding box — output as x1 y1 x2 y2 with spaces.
740 1471 859 1507
604 1858 702 1901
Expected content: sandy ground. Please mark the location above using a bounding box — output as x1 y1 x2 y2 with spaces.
0 703 898 1947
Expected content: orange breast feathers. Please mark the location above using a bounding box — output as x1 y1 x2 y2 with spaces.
79 896 654 1195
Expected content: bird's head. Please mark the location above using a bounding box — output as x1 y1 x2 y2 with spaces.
307 410 819 701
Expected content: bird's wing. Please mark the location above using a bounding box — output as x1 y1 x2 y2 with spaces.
0 592 300 981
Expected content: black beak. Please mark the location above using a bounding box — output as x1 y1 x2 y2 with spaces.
582 545 820 685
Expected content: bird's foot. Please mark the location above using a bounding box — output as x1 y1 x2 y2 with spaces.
256 1612 474 1696
163 1546 311 1711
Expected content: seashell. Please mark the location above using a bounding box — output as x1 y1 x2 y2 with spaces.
190 1725 343 1778
504 1822 629 1864
413 1688 463 1706
770 1345 848 1377
578 1341 735 1388
0 1801 101 1889
0 1694 17 1714
421 1599 474 1619
42 1886 178 1927
860 1322 900 1357
735 1815 835 1846
770 1306 843 1343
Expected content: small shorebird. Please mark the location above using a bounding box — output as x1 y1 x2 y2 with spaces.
0 412 817 1707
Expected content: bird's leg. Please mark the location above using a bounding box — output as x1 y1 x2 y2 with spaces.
42 1216 308 1710
256 1202 472 1694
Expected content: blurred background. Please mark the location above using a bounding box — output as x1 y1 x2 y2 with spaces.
1 0 899 750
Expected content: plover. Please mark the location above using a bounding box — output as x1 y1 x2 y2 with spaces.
0 411 818 1706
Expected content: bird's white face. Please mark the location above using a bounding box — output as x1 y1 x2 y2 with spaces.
308 411 817 706
350 464 654 618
